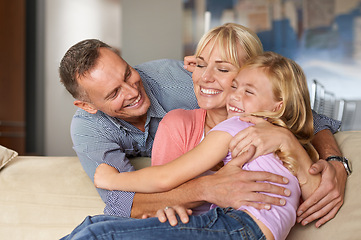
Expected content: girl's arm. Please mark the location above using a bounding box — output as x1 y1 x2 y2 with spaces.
94 131 232 193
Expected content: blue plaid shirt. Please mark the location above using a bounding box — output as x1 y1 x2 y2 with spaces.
70 59 341 217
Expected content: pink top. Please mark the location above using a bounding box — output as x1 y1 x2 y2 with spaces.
151 108 206 166
151 108 213 215
210 117 301 240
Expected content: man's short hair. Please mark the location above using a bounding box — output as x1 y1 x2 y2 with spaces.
59 39 118 100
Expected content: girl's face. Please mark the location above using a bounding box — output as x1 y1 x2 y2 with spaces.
192 42 245 111
227 67 282 118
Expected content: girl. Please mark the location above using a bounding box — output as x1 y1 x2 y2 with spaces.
94 52 321 240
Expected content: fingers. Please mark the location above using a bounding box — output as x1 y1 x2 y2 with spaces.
314 202 342 228
308 160 328 175
227 145 256 167
183 55 196 72
156 206 192 226
297 189 343 226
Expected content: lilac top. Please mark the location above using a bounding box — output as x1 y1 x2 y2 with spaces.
210 116 301 240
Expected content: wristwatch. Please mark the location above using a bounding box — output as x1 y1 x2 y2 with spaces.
326 156 352 176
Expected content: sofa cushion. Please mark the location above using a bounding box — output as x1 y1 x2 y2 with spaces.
287 131 361 239
0 145 18 170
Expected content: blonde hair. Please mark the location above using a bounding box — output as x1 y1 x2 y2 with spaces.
195 23 264 68
242 52 318 174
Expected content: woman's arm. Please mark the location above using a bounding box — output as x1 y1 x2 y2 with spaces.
94 131 232 193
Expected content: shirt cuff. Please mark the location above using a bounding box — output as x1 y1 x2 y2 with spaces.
312 111 342 134
103 190 135 217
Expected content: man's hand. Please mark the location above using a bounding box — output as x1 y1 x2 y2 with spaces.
229 116 297 159
201 145 291 210
297 159 346 228
183 55 196 72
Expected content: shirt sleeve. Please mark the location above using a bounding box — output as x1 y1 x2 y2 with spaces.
312 110 341 134
71 111 135 217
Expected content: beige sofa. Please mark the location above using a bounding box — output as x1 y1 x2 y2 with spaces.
0 131 360 240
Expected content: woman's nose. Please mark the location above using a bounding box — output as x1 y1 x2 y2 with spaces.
201 68 214 82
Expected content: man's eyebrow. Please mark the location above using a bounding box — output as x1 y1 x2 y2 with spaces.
124 64 131 80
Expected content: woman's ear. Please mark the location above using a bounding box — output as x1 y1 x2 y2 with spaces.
74 100 98 114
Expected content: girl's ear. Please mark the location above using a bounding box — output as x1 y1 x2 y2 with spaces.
273 101 283 112
74 100 98 114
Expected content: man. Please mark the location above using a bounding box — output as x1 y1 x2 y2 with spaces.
59 39 347 227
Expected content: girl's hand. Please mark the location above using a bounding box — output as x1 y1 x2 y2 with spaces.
183 55 197 73
156 205 192 226
94 163 119 190
229 115 297 159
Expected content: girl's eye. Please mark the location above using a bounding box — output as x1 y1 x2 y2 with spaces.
245 90 254 95
196 64 205 68
218 69 229 73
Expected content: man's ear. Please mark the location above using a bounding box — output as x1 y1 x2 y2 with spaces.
74 100 98 114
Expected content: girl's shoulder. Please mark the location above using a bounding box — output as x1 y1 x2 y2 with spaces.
211 116 253 137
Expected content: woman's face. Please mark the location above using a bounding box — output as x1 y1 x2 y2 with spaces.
227 67 282 118
192 42 244 111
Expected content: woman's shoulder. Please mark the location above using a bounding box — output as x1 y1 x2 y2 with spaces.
163 108 206 123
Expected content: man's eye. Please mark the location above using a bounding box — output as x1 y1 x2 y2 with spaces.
111 89 119 99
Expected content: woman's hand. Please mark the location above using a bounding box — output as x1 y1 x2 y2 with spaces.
183 55 197 73
229 116 297 159
94 163 119 190
156 205 192 226
296 159 346 228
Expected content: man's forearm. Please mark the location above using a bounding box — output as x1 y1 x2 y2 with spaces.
311 129 347 179
312 129 342 159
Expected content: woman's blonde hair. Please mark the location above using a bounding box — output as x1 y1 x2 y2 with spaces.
243 52 318 173
195 23 264 68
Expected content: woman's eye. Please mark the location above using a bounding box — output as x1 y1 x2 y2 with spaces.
196 64 205 68
245 90 253 95
218 69 229 73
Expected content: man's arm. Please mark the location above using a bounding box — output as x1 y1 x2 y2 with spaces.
71 110 138 217
297 129 347 228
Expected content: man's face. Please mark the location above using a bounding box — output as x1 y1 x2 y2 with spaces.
76 48 151 125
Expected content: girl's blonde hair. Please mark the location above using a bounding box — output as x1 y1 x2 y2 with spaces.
243 52 318 173
195 23 264 68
